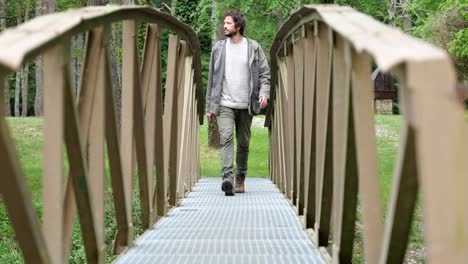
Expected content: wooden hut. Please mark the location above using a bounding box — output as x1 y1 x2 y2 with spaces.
372 68 397 114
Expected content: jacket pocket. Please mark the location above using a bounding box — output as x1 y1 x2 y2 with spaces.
250 95 261 116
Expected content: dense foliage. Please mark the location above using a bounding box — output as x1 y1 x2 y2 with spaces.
409 0 468 81
0 0 465 117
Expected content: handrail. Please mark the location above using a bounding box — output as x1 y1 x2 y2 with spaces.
0 5 204 123
0 5 202 263
267 4 467 263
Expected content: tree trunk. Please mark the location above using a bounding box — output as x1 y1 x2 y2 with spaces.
14 2 22 117
21 64 29 116
45 0 55 12
87 0 107 5
34 0 44 116
74 33 84 96
21 3 30 117
208 0 220 148
171 0 177 14
110 23 122 130
35 55 43 116
3 78 9 116
71 35 82 96
0 0 10 116
15 70 21 117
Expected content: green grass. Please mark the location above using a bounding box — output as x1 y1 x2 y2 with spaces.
0 118 43 264
351 115 425 263
0 115 427 263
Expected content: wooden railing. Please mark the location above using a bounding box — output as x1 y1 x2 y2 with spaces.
267 5 468 264
0 6 202 264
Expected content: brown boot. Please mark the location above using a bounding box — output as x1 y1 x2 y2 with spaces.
221 175 235 196
235 174 245 193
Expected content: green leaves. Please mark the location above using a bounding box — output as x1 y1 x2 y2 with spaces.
449 28 468 58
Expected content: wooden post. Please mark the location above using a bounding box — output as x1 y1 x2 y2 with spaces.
163 35 180 207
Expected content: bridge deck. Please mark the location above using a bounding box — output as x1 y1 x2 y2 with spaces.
115 178 324 264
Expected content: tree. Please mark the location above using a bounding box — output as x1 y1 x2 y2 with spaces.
409 0 468 82
21 0 30 117
87 0 107 5
34 0 43 116
0 0 10 116
45 0 55 12
207 0 220 148
14 2 22 117
110 0 123 130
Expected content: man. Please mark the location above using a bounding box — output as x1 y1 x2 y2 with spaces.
205 10 270 196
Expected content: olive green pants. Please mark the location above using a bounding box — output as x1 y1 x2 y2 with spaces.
217 105 253 177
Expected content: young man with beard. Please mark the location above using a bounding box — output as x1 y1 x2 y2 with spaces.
205 10 271 196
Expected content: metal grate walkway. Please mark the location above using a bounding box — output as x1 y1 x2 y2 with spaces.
115 178 324 264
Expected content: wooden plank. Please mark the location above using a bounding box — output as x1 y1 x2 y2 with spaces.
314 22 333 247
279 62 289 196
121 20 137 233
331 35 357 263
184 69 195 194
303 24 317 230
103 44 132 253
270 111 277 185
0 73 49 263
132 23 152 229
293 38 305 216
277 58 289 196
141 24 159 224
177 56 190 199
405 59 467 263
42 41 65 264
285 50 296 202
192 112 200 185
190 98 196 187
274 110 280 187
163 35 180 207
88 33 106 260
62 27 106 261
269 113 275 183
141 24 155 111
141 24 158 226
275 78 284 191
63 42 101 263
351 48 383 263
271 108 277 186
175 42 188 202
149 27 166 219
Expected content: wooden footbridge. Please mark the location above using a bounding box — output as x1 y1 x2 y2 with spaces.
0 4 467 264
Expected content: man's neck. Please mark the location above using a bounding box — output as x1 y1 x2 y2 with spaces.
229 33 243 44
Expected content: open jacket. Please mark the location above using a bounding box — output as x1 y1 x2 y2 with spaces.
205 37 270 116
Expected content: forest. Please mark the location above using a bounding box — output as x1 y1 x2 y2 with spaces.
0 0 466 117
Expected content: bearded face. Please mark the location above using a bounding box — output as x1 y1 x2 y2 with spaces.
223 16 239 38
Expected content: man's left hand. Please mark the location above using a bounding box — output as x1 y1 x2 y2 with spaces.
259 96 268 109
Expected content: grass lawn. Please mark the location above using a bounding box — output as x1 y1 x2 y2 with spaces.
0 115 426 263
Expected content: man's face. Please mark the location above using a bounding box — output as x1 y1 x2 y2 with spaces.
223 16 238 38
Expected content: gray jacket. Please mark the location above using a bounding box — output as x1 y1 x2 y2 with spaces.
205 38 270 116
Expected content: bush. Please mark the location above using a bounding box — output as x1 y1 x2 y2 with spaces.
413 2 468 82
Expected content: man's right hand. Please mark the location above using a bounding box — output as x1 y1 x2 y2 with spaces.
206 112 215 121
